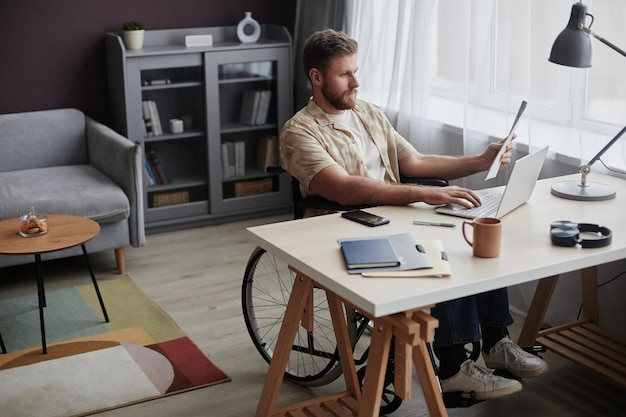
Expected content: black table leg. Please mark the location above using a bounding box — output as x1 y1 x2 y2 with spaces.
81 244 109 322
35 254 47 354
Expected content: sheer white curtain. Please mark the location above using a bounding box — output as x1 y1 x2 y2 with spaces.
347 0 626 186
348 0 440 154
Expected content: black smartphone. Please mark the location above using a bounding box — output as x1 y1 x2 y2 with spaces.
341 209 390 227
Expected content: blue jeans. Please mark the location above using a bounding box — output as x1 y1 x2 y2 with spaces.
430 288 513 347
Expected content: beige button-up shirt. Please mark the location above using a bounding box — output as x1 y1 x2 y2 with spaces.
280 98 417 201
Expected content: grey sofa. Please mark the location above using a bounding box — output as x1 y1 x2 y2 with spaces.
0 108 145 273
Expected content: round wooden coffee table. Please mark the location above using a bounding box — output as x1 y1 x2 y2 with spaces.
0 214 109 354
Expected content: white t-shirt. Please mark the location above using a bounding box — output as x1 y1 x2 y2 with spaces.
326 110 386 181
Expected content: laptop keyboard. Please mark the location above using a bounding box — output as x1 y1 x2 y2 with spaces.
453 192 502 217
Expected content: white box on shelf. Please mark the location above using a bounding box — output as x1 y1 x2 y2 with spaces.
185 34 213 47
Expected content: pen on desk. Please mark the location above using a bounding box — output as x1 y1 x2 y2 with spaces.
413 220 456 228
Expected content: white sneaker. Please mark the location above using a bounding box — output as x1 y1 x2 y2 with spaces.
440 359 522 400
483 336 548 378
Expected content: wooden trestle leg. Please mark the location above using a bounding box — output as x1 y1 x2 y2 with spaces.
255 269 448 417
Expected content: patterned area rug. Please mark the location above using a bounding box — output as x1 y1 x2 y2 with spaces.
0 275 230 417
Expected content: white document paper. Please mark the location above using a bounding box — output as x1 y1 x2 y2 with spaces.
485 100 527 181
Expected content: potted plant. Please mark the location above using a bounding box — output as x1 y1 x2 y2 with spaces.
121 21 145 50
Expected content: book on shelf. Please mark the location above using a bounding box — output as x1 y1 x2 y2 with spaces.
144 156 157 185
221 140 245 178
339 237 401 270
239 90 272 126
221 142 236 178
256 134 278 173
221 143 233 178
239 90 261 125
236 141 245 176
142 101 154 137
150 100 163 135
145 145 170 185
142 100 163 136
255 90 272 125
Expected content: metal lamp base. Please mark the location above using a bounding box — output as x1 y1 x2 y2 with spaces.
551 180 616 201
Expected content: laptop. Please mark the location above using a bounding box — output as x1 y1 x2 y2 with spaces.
436 145 549 219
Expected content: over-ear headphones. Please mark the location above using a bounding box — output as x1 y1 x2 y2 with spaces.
550 221 612 248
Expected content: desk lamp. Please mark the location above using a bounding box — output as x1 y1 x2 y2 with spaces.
548 2 626 201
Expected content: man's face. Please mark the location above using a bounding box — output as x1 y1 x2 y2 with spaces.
320 54 359 111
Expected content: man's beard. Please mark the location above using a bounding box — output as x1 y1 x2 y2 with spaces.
322 84 357 110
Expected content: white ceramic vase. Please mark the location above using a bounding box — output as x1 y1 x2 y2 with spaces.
237 12 261 44
123 30 145 50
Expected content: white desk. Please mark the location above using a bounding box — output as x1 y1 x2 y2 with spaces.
248 173 626 417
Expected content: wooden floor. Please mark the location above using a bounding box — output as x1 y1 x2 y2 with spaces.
1 214 625 417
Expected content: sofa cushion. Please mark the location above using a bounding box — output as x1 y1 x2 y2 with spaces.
0 109 88 172
0 165 130 224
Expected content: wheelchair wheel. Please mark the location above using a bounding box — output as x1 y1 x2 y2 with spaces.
242 246 344 387
357 365 403 415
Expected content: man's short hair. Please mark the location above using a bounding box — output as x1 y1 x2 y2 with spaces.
302 29 358 78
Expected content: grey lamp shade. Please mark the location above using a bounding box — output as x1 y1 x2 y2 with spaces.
549 3 592 68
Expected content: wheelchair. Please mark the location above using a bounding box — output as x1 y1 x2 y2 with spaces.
241 167 487 413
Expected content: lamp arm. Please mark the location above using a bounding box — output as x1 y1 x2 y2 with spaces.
578 125 626 186
578 24 626 59
587 125 626 167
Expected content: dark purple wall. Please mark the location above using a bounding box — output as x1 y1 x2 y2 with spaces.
0 0 296 125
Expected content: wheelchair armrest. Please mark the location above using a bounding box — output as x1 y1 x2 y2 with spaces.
297 197 374 213
265 165 285 175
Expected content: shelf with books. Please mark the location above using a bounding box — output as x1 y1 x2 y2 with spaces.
106 25 292 231
213 50 287 213
141 86 205 138
219 64 277 127
220 133 279 200
144 138 207 187
219 130 277 180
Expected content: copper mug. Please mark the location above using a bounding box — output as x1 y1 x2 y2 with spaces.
462 217 502 258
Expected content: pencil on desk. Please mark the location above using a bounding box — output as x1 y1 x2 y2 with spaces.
412 221 456 228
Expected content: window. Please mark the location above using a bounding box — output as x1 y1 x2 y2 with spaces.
349 0 626 171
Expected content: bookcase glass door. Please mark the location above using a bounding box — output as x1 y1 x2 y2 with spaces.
209 47 290 214
138 55 209 223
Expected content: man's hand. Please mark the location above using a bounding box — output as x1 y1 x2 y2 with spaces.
482 134 516 171
418 185 482 208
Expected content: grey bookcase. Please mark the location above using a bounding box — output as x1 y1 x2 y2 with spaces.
105 25 292 233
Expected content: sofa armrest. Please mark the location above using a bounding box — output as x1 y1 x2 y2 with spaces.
85 117 145 247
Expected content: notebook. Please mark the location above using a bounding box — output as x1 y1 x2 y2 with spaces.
338 233 432 274
339 237 400 269
436 145 548 219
